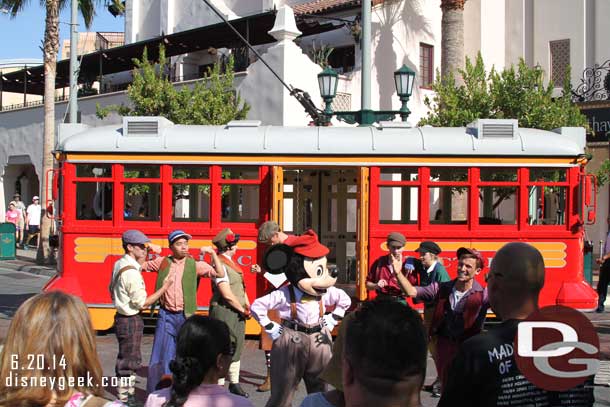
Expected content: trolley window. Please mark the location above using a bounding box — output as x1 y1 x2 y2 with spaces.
73 164 114 221
379 187 419 224
527 168 568 226
123 165 161 221
220 166 260 223
429 167 469 225
75 164 112 178
478 168 519 225
172 166 211 222
76 182 113 221
124 165 160 179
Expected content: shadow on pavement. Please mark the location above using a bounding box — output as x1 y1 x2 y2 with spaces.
0 293 39 319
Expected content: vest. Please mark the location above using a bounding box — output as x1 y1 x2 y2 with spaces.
430 280 484 342
211 256 247 309
155 256 198 316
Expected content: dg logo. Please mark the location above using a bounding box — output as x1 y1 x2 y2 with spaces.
514 305 600 391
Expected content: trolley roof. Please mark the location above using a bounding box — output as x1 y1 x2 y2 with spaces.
57 118 586 158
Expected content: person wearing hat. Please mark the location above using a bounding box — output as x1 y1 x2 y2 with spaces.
12 193 26 247
250 220 298 393
24 196 41 249
142 229 225 394
109 230 174 406
209 227 251 398
365 232 415 304
395 247 489 395
410 241 450 396
251 229 351 407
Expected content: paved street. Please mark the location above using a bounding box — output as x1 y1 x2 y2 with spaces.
0 252 609 406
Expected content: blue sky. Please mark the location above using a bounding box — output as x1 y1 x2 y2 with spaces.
0 3 124 61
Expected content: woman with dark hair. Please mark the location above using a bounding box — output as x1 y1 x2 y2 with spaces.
144 315 252 407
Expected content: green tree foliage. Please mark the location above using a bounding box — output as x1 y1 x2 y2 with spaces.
419 53 587 130
97 45 250 124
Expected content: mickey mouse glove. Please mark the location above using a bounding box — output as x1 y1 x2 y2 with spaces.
264 322 283 341
321 313 341 330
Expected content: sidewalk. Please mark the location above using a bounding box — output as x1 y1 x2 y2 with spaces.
1 247 56 277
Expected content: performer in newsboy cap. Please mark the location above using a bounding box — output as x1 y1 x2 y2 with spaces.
143 229 225 394
110 230 174 405
209 228 251 398
396 247 489 397
365 231 416 305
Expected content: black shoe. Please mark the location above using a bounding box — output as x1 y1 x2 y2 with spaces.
229 383 249 398
596 305 605 313
431 379 441 398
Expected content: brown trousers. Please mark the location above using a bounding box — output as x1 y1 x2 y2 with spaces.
265 326 333 407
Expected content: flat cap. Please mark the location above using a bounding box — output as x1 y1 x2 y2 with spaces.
258 220 280 243
457 247 485 270
416 241 442 255
168 230 192 245
387 232 406 248
122 230 151 245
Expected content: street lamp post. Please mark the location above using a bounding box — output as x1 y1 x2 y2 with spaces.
317 64 415 125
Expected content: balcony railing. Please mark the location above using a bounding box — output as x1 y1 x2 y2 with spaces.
1 68 250 112
572 60 610 102
1 95 69 112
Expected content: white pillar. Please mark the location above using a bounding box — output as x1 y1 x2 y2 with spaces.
238 6 323 125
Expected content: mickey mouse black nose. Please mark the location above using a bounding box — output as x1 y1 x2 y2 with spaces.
328 265 338 278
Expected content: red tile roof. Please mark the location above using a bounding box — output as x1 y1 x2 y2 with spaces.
293 0 384 16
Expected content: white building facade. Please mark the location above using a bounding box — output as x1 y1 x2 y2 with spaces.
1 0 609 246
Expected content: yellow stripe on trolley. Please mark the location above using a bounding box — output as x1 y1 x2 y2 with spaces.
73 237 257 263
65 153 576 166
381 241 567 268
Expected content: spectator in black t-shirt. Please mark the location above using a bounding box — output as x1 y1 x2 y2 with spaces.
342 299 427 407
439 242 594 407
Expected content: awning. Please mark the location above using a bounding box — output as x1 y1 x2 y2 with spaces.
0 10 342 95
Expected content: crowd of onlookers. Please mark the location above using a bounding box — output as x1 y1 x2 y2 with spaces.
0 226 599 407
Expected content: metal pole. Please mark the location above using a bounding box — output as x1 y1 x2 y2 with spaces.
69 0 78 123
0 71 3 111
361 0 371 111
23 65 27 105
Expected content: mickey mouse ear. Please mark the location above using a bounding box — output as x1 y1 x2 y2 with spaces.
263 244 293 274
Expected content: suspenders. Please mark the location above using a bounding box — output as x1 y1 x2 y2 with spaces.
281 286 325 334
288 285 324 320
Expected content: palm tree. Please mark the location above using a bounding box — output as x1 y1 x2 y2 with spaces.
440 0 467 82
1 0 98 263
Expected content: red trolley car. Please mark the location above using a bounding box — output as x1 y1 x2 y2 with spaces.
45 117 598 332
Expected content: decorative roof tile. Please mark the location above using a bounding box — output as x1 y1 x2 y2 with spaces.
293 0 384 16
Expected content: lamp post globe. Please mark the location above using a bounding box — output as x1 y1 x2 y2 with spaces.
394 64 415 121
318 66 339 115
394 64 415 98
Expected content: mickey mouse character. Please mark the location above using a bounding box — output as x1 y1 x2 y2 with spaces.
250 229 351 407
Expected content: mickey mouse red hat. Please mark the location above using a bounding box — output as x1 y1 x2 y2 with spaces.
287 229 329 258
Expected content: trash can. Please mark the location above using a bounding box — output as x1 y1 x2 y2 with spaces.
584 240 594 286
0 222 16 260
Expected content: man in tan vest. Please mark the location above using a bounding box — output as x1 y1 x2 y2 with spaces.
210 227 251 398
